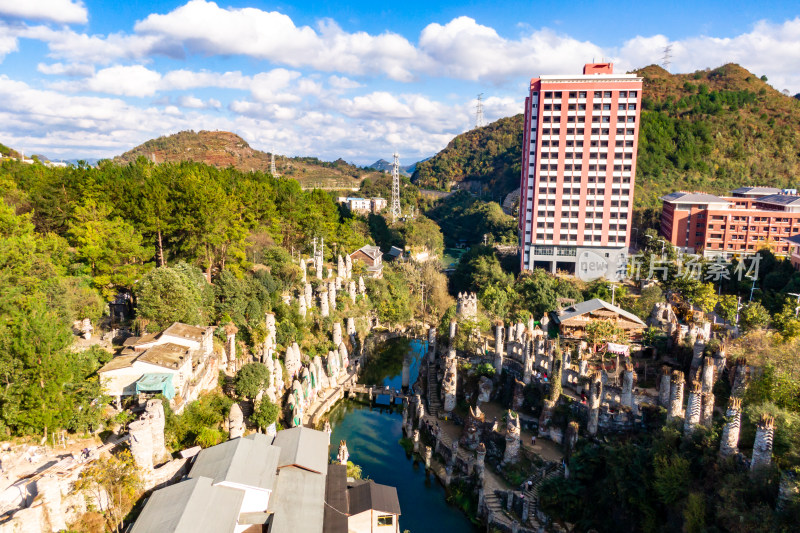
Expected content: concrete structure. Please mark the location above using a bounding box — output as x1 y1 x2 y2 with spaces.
518 63 642 275
337 196 387 214
720 398 742 457
660 189 800 258
751 415 775 472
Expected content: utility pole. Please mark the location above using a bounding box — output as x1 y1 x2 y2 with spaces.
475 93 485 129
748 277 758 302
608 284 617 306
391 153 401 223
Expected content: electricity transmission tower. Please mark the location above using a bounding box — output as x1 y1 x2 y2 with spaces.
661 44 673 72
475 93 485 129
391 153 401 223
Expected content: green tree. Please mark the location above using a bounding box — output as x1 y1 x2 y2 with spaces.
68 198 153 298
740 302 770 332
717 294 740 324
135 264 213 330
234 363 271 400
73 450 141 533
251 398 280 431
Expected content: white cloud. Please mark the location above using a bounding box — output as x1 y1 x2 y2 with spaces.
37 61 94 76
617 18 800 93
160 69 250 91
177 95 221 109
328 75 361 91
0 0 87 25
87 65 162 97
0 32 17 61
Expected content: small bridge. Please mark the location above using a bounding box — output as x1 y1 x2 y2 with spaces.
344 384 409 404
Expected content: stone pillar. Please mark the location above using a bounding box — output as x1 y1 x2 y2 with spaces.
494 322 504 377
36 476 67 532
423 445 432 468
346 254 353 279
720 397 742 457
225 325 237 370
668 370 685 422
346 317 356 336
337 440 349 465
298 294 307 318
338 342 349 371
475 442 486 477
348 280 357 303
304 283 313 309
428 326 437 352
701 392 715 427
145 399 169 465
228 403 245 439
319 290 329 317
449 319 457 341
442 352 457 414
587 371 603 437
732 360 749 397
503 410 521 464
621 362 637 414
315 254 323 279
300 256 307 283
128 418 154 470
413 429 420 452
450 440 459 467
333 322 342 346
751 414 775 473
701 356 715 393
338 255 345 279
522 336 533 385
358 275 366 294
402 354 410 390
328 281 337 308
658 367 671 408
684 381 702 433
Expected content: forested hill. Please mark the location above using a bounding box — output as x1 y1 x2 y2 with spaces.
412 114 523 201
115 130 382 188
412 63 800 209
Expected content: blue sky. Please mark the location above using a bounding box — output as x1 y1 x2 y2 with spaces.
0 0 798 163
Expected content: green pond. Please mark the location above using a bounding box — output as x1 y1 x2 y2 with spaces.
326 339 479 533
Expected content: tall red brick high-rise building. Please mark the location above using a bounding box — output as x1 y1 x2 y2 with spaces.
518 63 642 277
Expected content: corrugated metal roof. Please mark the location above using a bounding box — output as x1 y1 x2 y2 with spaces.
754 194 800 206
323 465 348 533
190 436 280 491
731 186 782 195
272 427 330 474
130 476 243 533
267 467 326 533
347 481 401 516
553 298 646 327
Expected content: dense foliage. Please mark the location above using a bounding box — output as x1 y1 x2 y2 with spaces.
426 191 517 247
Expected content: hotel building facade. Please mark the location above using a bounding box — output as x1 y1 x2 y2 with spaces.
518 63 642 277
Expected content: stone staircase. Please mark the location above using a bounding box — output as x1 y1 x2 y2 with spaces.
426 359 442 417
483 490 515 530
523 462 565 527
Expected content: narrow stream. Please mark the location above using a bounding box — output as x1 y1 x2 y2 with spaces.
326 338 479 533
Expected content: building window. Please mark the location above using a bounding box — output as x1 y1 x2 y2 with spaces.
377 515 394 526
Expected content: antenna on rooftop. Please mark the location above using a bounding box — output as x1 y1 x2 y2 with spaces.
661 44 673 72
391 153 401 223
475 93 485 129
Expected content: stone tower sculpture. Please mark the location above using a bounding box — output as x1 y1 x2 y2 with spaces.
751 414 775 472
442 349 457 414
503 410 521 464
319 290 329 317
333 322 342 346
732 359 749 397
348 280 357 303
475 442 487 476
658 367 671 408
684 381 702 433
522 334 533 385
228 403 245 439
667 370 685 422
719 397 742 457
620 362 636 414
449 319 457 341
456 292 478 318
337 440 349 465
328 281 337 308
587 371 603 436
494 321 504 376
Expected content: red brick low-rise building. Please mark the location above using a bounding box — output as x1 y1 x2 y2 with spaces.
660 187 800 258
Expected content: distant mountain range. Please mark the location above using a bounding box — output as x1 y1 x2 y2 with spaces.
366 158 426 176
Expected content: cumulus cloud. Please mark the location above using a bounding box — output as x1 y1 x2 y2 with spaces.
37 62 94 76
0 0 87 25
617 18 800 93
177 95 221 109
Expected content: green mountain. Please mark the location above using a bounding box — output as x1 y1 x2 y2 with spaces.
412 63 800 213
